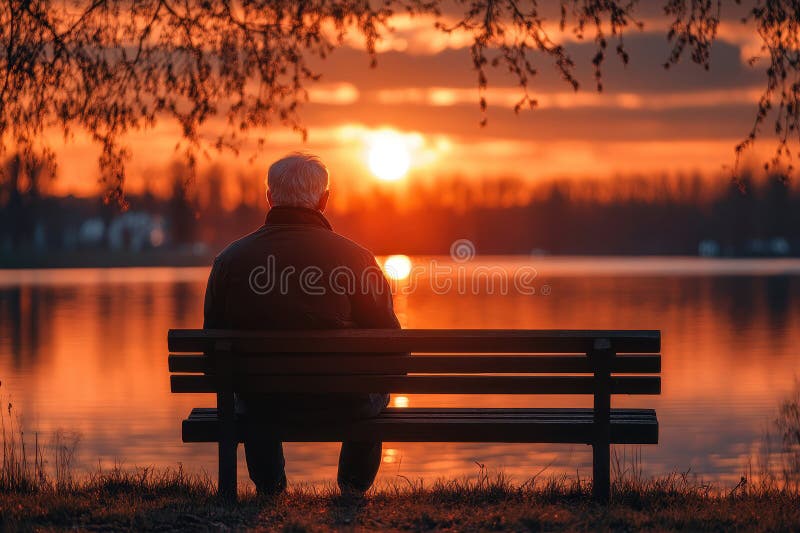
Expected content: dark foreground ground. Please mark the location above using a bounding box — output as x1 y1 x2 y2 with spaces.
1 468 798 532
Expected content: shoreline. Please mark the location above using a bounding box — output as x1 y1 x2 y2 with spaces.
3 252 800 271
1 467 798 531
0 250 216 269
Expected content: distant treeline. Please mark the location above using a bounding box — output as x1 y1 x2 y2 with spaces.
333 173 799 256
1 154 799 257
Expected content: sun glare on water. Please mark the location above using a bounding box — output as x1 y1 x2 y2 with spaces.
367 131 411 182
383 254 412 280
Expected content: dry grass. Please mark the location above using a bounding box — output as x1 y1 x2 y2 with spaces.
2 387 799 531
1 465 799 532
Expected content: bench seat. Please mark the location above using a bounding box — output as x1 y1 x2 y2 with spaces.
183 407 658 444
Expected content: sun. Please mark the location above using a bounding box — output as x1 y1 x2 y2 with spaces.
367 131 411 182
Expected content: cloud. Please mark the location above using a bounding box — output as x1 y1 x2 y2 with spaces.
312 32 762 94
307 83 360 105
301 99 758 142
336 9 761 59
374 87 762 111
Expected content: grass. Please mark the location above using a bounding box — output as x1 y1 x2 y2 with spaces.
1 465 799 531
1 387 799 531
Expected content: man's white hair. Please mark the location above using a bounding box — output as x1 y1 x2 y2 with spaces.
266 152 329 208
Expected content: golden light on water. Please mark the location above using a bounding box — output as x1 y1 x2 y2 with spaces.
393 395 409 408
382 448 399 463
383 255 412 280
367 130 411 181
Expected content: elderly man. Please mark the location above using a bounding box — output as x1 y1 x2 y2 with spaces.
203 152 400 496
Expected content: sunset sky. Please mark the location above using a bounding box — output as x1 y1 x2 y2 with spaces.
49 5 780 202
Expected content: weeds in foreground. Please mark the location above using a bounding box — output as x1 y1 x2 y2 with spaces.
2 465 798 532
1 383 799 531
774 380 800 491
0 395 82 493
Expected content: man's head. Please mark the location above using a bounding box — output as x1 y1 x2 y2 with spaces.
266 152 330 211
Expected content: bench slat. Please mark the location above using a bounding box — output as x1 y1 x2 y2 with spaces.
168 329 661 353
168 354 661 374
185 407 657 420
170 374 660 395
182 407 658 444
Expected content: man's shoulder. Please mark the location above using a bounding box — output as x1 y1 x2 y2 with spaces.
300 227 379 270
323 230 377 264
213 225 376 268
213 226 267 265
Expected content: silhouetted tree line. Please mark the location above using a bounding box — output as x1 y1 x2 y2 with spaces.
332 173 800 256
1 155 798 259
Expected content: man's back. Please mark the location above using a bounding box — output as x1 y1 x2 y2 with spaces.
203 205 399 331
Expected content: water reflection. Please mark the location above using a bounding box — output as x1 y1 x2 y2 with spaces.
0 259 798 486
382 255 413 281
393 396 409 408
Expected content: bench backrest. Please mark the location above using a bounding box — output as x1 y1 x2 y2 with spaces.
169 329 661 396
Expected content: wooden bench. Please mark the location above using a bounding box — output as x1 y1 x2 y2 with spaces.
168 329 661 502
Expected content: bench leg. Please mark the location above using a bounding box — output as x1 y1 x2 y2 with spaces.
217 390 237 501
591 339 612 504
592 441 610 503
218 439 238 501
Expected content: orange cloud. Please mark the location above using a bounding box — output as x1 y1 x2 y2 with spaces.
307 83 360 105
375 87 762 110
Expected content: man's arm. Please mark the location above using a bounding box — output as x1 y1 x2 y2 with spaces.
203 256 227 329
351 256 405 397
350 256 401 329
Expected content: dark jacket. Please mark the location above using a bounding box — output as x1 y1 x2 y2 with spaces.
203 205 399 418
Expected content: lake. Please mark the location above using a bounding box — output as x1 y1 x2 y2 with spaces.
1 257 798 488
